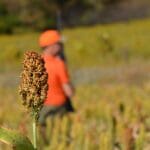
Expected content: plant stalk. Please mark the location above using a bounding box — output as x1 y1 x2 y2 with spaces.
33 113 37 150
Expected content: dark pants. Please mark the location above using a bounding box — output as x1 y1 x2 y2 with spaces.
39 98 74 126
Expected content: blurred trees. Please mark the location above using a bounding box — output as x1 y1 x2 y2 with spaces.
0 0 149 33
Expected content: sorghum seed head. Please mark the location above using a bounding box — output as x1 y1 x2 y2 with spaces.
19 51 48 119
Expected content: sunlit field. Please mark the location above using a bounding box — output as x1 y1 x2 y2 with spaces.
0 18 150 70
0 18 150 149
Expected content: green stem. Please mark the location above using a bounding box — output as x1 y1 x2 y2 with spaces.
33 113 37 150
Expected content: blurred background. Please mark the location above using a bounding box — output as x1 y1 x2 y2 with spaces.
0 0 150 149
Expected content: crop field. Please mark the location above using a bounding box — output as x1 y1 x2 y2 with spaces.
0 18 150 149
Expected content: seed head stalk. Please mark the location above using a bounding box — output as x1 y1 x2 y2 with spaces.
33 112 37 149
19 51 48 149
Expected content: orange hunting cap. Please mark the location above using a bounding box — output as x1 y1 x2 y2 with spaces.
39 30 61 47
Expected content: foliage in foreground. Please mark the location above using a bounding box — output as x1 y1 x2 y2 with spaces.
0 127 34 150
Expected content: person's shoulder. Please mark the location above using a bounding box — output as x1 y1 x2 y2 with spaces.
56 57 64 64
42 54 50 62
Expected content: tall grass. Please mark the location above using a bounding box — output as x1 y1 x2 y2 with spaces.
0 82 150 149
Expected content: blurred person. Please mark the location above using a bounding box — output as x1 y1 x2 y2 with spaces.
38 30 75 144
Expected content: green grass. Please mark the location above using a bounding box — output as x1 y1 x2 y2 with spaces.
64 18 150 68
0 18 150 71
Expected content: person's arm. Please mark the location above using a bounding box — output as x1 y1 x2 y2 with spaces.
62 83 74 98
58 61 75 98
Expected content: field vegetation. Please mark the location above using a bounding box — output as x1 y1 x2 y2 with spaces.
0 18 150 149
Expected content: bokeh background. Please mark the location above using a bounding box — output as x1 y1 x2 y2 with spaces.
0 0 150 149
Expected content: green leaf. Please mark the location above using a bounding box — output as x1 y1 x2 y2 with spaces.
0 127 34 150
